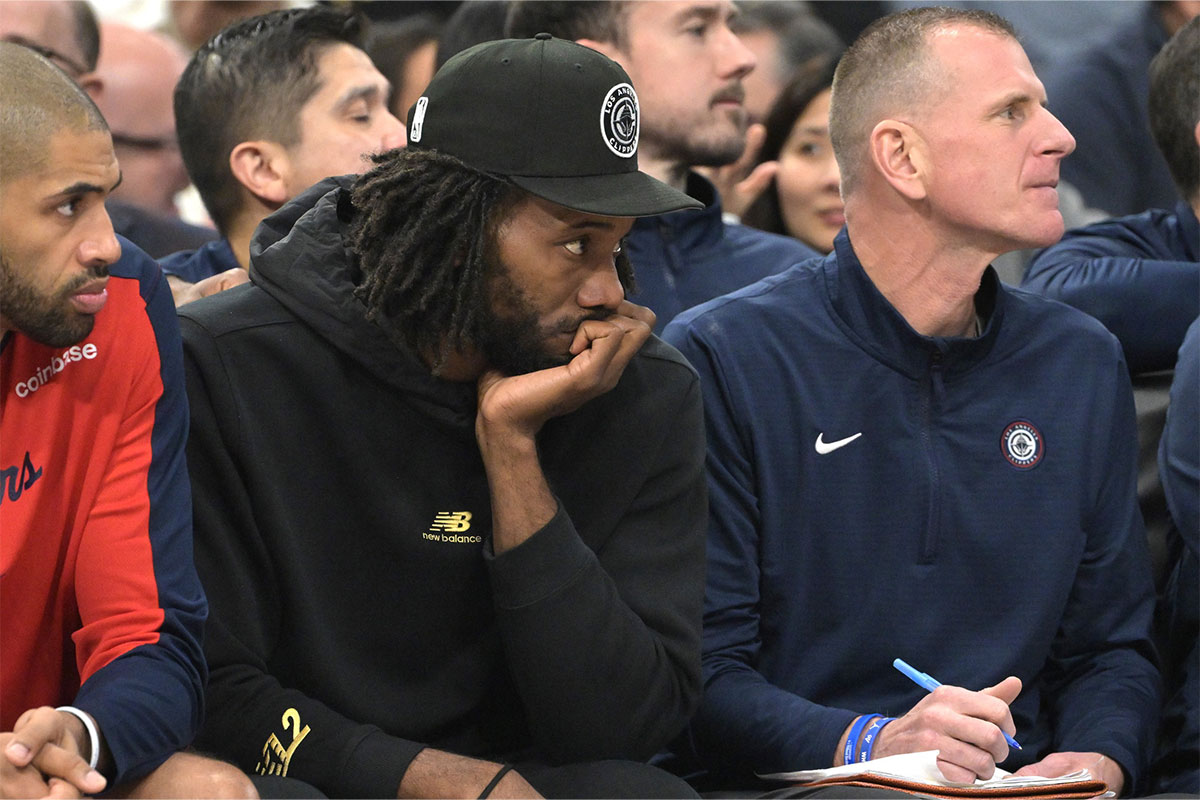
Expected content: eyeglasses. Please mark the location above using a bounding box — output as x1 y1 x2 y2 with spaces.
8 38 90 78
110 131 179 152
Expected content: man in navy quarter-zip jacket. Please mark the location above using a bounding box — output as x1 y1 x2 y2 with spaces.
664 7 1159 796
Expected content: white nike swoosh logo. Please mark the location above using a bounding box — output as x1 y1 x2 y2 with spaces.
815 432 862 455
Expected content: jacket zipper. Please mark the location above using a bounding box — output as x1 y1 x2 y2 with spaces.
919 350 944 563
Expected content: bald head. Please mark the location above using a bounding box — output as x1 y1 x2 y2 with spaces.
0 42 109 184
829 6 1016 195
94 22 187 136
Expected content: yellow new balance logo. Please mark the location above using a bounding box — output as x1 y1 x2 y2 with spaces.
423 511 482 543
430 511 472 532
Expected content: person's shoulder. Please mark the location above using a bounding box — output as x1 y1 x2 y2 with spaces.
102 237 175 328
1003 283 1123 352
160 238 237 283
635 334 698 376
1028 206 1189 272
176 279 289 339
666 256 825 340
723 222 818 262
109 235 168 289
1062 206 1178 248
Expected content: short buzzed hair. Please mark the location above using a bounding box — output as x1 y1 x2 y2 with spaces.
829 6 1016 195
0 42 108 184
505 1 629 48
174 6 366 235
1149 15 1200 203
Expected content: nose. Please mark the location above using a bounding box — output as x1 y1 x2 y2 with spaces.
379 110 407 150
719 26 757 81
577 261 625 311
80 208 122 268
1040 108 1076 159
821 151 841 190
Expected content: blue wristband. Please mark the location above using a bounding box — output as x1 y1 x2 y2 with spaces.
843 714 882 765
858 716 895 762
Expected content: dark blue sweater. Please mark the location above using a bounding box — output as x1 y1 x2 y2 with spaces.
664 230 1161 789
1023 201 1199 375
624 172 815 332
159 238 240 285
1047 3 1176 217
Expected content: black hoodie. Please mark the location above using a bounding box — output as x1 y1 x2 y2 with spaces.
179 178 707 797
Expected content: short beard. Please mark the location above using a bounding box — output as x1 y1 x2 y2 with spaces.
641 105 748 168
0 255 104 348
473 249 634 377
476 264 591 377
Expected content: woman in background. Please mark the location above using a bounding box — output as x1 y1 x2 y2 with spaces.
741 61 843 254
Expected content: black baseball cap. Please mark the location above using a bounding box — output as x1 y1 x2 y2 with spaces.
406 34 702 218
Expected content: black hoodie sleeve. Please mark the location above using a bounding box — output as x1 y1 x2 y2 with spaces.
484 351 707 762
180 316 423 798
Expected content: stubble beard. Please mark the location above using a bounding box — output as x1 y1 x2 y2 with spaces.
640 101 749 169
0 255 100 348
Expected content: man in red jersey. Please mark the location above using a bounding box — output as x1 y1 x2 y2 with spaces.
0 42 254 799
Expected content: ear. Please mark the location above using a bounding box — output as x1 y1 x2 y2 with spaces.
868 119 927 201
77 72 103 102
229 141 290 207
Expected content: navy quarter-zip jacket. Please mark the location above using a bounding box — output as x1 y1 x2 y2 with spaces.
664 229 1161 788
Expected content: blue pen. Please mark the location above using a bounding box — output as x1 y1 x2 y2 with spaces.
892 658 1022 750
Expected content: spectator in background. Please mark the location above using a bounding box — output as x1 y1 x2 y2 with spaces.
1046 0 1200 217
0 0 217 259
506 1 817 332
167 0 286 52
0 0 98 88
93 23 194 219
705 1 843 220
740 60 842 253
435 0 510 68
1024 16 1199 579
366 14 441 120
166 6 404 307
1027 16 1200 794
1024 14 1199 376
730 1 843 125
1154 317 1200 795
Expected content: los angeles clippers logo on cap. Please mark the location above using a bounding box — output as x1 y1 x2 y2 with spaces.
1001 420 1043 469
600 83 638 158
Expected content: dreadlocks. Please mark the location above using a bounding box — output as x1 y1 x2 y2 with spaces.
348 147 638 372
349 148 521 370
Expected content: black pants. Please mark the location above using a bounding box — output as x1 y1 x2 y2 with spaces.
251 759 697 798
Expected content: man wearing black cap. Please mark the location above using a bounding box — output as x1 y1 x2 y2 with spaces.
180 35 706 799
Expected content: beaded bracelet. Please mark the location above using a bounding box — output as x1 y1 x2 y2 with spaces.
55 706 99 770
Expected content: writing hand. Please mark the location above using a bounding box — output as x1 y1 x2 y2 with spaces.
870 676 1022 782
